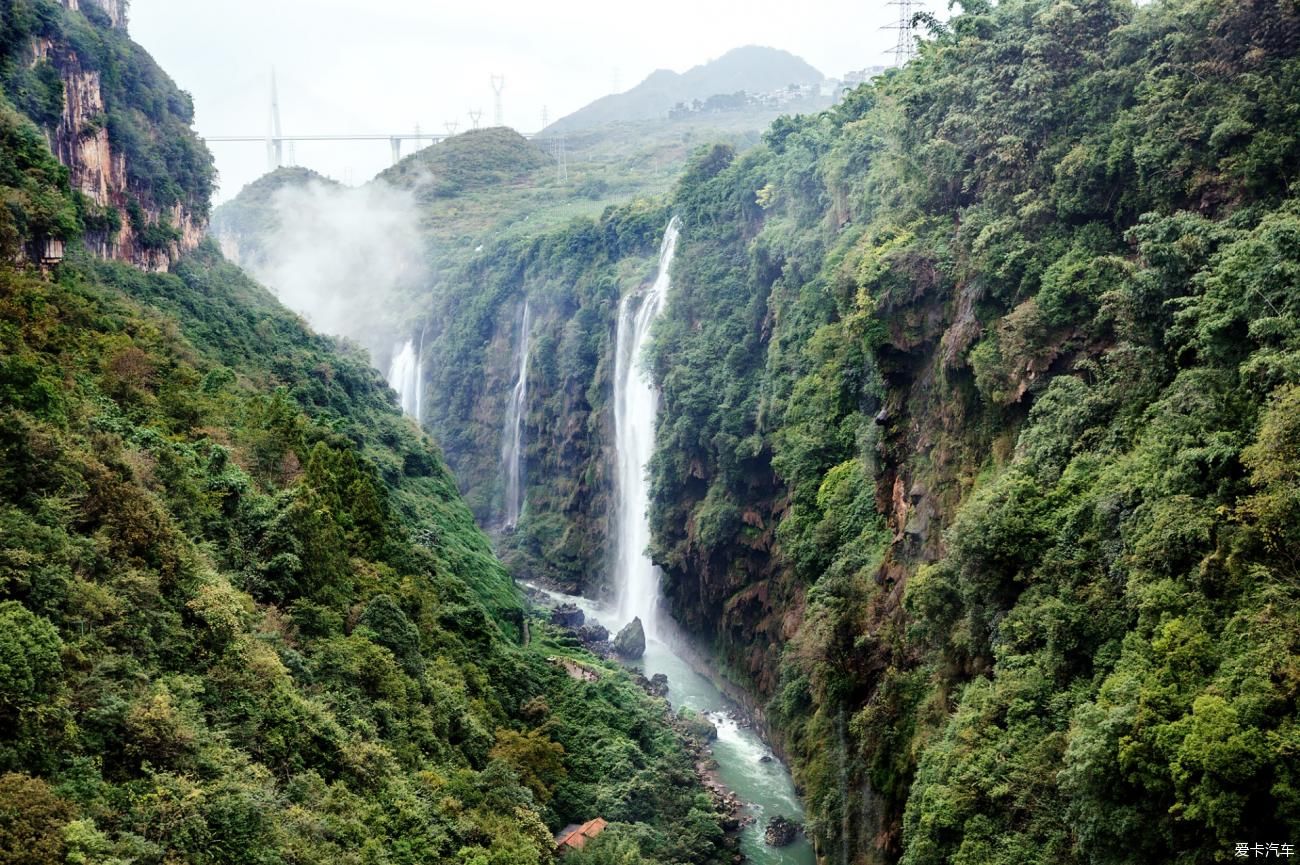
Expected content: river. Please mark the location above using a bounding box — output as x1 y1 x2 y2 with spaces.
527 584 816 864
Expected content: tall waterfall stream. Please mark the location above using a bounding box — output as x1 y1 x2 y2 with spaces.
557 218 816 863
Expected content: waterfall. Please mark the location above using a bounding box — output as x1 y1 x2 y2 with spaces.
500 300 532 529
387 337 422 420
613 217 681 638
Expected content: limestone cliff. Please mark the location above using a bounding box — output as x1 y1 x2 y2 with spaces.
61 0 127 29
5 0 213 270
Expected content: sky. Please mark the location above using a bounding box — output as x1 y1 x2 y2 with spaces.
128 0 914 203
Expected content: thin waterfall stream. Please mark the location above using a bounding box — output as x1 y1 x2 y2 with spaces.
387 337 422 420
501 300 532 529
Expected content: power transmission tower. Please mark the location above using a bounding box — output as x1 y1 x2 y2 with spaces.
490 74 505 127
551 134 568 184
444 120 459 136
884 0 922 66
266 67 284 171
540 105 549 130
468 109 482 130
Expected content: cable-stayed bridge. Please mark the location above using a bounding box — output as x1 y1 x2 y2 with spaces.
204 131 537 170
211 70 540 171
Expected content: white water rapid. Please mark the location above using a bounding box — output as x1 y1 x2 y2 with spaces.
500 300 532 529
613 217 680 638
387 338 422 421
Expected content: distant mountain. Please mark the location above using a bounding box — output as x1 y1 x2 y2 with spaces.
546 45 825 134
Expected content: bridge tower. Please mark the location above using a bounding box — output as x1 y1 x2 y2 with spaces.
490 75 505 127
267 67 284 171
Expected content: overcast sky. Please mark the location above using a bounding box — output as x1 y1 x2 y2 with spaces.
129 0 913 202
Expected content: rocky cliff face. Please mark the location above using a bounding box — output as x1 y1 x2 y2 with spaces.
61 0 127 28
18 0 209 271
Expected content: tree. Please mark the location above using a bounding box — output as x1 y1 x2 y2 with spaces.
0 773 71 864
488 728 566 805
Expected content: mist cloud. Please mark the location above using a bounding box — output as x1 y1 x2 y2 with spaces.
245 180 425 358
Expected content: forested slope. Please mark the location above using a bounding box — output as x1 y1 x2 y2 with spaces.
0 4 730 863
646 0 1300 861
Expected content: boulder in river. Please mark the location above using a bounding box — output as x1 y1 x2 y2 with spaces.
678 707 717 742
647 672 669 697
551 604 584 628
575 623 609 643
612 617 646 658
764 815 802 847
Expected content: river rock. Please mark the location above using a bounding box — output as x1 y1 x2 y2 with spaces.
764 815 802 847
550 603 584 628
612 617 646 659
575 623 609 643
647 672 669 697
678 708 717 742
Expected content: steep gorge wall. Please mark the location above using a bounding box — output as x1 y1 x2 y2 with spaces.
645 1 1300 862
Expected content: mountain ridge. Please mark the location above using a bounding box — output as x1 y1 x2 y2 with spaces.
544 44 825 133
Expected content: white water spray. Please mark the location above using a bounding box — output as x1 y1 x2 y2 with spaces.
613 218 681 638
501 300 532 529
387 338 422 421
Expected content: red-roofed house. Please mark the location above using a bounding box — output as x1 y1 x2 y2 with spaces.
555 818 608 853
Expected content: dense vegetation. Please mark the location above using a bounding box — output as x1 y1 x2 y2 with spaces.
213 2 1300 859
0 28 728 865
0 92 78 258
641 0 1300 861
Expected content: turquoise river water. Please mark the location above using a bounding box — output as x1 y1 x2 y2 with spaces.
528 584 816 865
